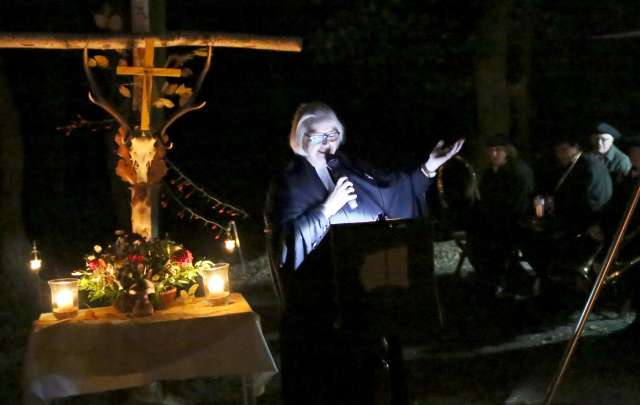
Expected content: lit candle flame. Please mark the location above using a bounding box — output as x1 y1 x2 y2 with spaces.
55 289 74 311
207 274 225 294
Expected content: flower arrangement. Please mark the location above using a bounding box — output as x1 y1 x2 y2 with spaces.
72 231 213 308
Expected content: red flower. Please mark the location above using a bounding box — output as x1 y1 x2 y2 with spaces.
171 249 193 265
128 255 146 263
87 258 106 271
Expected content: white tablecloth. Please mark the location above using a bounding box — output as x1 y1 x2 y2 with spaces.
23 293 278 404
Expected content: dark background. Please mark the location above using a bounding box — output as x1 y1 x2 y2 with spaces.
2 0 640 275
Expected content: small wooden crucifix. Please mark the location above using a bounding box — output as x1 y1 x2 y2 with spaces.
115 38 182 132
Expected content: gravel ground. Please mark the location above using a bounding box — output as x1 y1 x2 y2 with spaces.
6 240 640 405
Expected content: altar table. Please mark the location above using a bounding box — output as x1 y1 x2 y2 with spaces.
23 293 278 404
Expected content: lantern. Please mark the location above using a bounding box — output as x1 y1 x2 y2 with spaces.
29 241 42 272
224 236 236 252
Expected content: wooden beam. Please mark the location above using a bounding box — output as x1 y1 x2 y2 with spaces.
0 32 303 52
116 66 183 77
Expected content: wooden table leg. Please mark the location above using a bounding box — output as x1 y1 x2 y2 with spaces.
241 375 256 405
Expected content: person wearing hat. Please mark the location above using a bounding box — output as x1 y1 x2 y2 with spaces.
466 133 535 297
588 122 632 183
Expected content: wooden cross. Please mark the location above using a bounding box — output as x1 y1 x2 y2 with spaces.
116 39 182 131
0 31 301 239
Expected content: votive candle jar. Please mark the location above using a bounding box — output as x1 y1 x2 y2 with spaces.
48 278 79 319
201 263 230 305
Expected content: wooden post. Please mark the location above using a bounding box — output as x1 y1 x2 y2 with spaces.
127 0 160 240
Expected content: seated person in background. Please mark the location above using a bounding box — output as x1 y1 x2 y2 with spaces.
264 102 463 405
622 135 640 176
587 121 631 184
466 133 535 296
611 135 640 336
601 135 640 240
525 135 612 285
552 135 612 238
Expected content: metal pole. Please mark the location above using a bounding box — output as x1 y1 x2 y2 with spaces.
543 178 640 405
230 221 248 276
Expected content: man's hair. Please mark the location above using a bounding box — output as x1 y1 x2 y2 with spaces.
289 102 345 156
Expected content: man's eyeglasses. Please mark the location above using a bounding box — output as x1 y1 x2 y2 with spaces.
305 130 340 145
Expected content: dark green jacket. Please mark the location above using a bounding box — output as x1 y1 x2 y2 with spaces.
589 144 632 183
554 153 613 234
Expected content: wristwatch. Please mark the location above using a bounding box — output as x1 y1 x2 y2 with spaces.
421 164 437 178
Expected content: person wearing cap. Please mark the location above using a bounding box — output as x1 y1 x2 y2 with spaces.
466 133 534 296
588 122 632 183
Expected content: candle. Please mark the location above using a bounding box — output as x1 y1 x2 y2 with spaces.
202 263 230 305
55 289 74 311
48 278 79 319
533 195 545 218
207 274 225 294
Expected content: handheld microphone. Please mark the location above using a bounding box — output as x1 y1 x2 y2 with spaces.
326 154 358 210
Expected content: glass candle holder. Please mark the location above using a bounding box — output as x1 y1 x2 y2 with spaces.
201 263 230 305
48 278 79 319
533 195 546 218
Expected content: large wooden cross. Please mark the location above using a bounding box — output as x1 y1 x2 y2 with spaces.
0 32 302 239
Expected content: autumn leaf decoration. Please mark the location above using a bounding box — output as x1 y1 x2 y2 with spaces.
114 127 137 185
153 97 175 109
152 48 208 109
87 54 110 68
93 3 123 32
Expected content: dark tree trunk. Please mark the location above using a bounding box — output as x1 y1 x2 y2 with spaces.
0 57 37 318
509 5 533 155
473 0 511 166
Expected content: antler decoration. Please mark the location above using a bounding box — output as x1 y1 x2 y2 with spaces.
82 46 212 186
83 47 132 137
160 46 212 146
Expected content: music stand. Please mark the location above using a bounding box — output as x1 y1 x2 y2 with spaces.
327 218 442 331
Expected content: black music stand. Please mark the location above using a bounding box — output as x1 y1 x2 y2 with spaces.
327 218 442 332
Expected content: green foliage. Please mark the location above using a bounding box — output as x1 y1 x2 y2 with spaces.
71 231 210 306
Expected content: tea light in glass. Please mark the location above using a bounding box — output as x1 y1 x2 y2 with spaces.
533 195 546 218
202 263 230 305
48 278 79 319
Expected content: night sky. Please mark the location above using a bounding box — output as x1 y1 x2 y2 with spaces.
3 0 640 275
